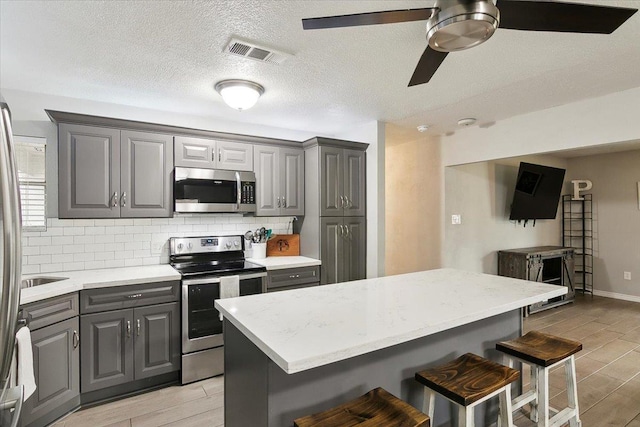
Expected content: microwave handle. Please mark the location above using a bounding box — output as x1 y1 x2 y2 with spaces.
235 171 241 210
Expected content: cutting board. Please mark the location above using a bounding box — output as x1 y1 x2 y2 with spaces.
266 234 300 256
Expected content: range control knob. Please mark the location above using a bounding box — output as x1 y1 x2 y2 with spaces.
233 240 240 248
225 241 232 249
177 243 183 251
187 242 193 250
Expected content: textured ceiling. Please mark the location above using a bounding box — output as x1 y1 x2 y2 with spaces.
1 0 640 137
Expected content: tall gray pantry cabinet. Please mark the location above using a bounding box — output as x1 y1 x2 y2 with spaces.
58 123 173 218
300 137 368 285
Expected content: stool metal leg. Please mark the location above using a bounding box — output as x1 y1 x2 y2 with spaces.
536 365 549 427
422 388 436 421
565 356 582 427
459 405 474 427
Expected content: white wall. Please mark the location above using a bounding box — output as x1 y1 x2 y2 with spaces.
335 121 386 279
443 86 640 167
385 128 442 274
444 155 568 274
566 150 640 300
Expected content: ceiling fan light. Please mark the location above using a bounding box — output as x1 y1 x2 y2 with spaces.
427 1 499 52
215 79 265 111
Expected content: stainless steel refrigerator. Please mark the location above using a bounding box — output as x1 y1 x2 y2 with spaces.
0 101 24 426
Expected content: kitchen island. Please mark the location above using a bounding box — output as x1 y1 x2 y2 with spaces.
215 268 567 427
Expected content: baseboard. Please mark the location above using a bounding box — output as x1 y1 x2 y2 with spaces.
593 289 640 303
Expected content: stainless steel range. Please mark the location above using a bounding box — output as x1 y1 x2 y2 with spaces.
169 235 266 384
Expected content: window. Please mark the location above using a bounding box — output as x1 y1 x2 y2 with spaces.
15 136 47 230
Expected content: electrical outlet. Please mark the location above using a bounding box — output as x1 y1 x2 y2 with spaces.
451 214 462 225
624 271 631 280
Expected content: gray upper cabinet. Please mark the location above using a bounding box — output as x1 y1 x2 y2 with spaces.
254 145 304 216
174 136 252 171
120 131 173 217
59 124 173 218
133 302 180 380
58 123 121 218
174 136 215 168
320 146 365 217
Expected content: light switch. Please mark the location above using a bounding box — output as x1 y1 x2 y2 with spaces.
624 271 631 280
452 214 462 225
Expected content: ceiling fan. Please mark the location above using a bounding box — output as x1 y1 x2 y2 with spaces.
302 0 638 87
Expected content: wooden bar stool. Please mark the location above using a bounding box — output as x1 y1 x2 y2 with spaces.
414 353 520 427
293 387 430 427
496 331 582 427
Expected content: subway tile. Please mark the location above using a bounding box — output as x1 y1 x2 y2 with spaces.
114 250 134 260
125 226 145 234
85 226 106 235
151 219 169 225
63 227 85 236
21 265 41 275
40 264 64 274
22 246 40 256
73 219 95 227
40 245 63 255
115 234 129 242
74 252 95 262
51 254 74 264
63 244 86 254
114 219 134 226
192 225 208 232
105 260 126 268
124 258 143 267
95 235 115 244
84 261 106 270
133 233 152 241
133 218 152 226
74 235 95 244
134 250 151 258
52 236 75 245
63 262 85 271
44 227 64 236
125 242 144 251
94 219 115 226
22 231 42 238
142 257 160 266
28 255 52 265
169 216 184 225
103 243 121 252
95 252 115 261
86 243 105 253
29 236 52 246
184 217 201 225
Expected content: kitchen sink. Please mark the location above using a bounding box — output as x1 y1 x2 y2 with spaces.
21 276 68 288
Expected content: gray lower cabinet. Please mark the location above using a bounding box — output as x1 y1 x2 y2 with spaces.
21 295 80 427
267 266 320 292
320 216 366 285
254 145 304 216
80 281 181 403
80 299 180 395
58 123 173 218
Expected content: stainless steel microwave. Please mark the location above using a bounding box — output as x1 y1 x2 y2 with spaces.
174 167 256 213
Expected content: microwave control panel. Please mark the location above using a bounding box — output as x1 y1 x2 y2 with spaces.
241 181 255 204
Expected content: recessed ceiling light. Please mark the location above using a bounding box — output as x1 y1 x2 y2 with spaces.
457 118 477 127
417 125 429 132
215 79 265 111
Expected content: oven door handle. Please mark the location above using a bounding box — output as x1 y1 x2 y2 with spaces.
181 271 267 286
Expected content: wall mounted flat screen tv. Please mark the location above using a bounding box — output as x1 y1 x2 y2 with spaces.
509 162 566 221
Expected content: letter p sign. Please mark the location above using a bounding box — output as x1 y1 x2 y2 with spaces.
571 180 592 200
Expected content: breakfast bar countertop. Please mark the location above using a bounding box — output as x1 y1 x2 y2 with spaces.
216 268 567 374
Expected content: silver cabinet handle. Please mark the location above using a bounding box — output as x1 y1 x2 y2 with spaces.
112 191 118 207
339 224 344 236
127 293 142 299
136 319 141 337
120 191 126 207
73 330 79 349
282 196 286 208
126 320 131 338
345 196 352 209
345 226 350 239
340 195 345 208
277 197 281 208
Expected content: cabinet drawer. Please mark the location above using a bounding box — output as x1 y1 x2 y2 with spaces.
21 293 79 331
268 266 320 290
80 281 179 314
267 282 319 293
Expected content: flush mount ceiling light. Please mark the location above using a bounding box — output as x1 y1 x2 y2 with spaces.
417 125 429 132
214 79 265 111
457 117 477 127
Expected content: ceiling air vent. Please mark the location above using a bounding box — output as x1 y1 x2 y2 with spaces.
224 38 291 65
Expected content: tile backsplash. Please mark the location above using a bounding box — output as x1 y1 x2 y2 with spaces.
21 215 295 274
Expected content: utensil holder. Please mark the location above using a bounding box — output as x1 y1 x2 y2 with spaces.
253 242 267 259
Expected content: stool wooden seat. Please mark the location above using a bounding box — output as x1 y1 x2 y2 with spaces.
415 353 519 427
293 387 430 427
496 331 583 427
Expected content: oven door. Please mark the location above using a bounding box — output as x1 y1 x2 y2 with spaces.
174 167 256 213
181 272 266 354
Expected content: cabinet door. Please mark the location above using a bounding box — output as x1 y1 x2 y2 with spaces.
254 146 280 216
174 136 215 168
120 130 173 218
344 217 366 281
320 217 344 285
280 148 304 216
81 309 134 393
58 124 120 218
217 140 253 171
133 302 180 380
320 146 344 217
343 149 366 216
21 317 79 427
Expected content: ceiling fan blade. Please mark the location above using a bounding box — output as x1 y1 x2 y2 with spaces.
302 8 435 30
497 0 638 34
408 47 448 87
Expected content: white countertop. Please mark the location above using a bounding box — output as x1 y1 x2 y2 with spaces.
215 268 567 374
246 256 321 270
20 265 180 305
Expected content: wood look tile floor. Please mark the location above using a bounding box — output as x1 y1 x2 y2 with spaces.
53 294 640 427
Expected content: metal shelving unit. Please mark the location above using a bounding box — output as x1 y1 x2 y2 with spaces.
562 194 593 295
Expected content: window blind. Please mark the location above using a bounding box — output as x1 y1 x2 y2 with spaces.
15 136 47 230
